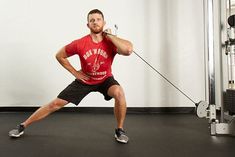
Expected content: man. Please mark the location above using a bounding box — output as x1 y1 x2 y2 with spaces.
9 9 133 144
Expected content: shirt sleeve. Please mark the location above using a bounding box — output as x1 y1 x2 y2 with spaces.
65 39 79 57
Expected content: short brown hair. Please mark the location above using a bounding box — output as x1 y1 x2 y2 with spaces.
87 9 104 21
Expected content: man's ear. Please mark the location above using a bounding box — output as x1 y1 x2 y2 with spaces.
87 23 89 28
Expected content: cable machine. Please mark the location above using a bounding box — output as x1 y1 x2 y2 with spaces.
196 0 235 135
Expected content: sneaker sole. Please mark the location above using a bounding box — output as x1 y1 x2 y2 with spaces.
114 134 128 144
9 131 24 138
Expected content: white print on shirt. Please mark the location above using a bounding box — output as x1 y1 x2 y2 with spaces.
83 49 108 60
83 48 109 80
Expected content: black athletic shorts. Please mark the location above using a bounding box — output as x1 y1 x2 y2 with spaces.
57 76 120 105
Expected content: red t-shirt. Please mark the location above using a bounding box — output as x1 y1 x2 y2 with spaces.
65 35 117 85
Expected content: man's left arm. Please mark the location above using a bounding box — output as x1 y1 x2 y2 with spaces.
104 29 133 56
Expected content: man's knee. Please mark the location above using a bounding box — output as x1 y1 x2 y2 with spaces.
110 86 125 101
48 98 68 111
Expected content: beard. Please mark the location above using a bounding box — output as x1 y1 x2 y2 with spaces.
90 25 103 34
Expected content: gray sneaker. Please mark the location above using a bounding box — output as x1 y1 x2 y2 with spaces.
115 128 129 144
9 124 25 138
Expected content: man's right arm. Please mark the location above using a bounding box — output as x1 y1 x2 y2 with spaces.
55 47 89 81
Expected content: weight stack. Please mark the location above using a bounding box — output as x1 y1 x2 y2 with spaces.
224 89 235 115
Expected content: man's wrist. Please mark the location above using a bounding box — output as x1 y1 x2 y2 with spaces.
106 33 116 40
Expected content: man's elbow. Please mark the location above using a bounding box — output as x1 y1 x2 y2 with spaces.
55 47 67 61
55 53 61 61
124 44 133 56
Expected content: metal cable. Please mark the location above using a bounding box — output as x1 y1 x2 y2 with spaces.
133 50 197 105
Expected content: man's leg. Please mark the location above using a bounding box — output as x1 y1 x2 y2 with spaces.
107 85 129 143
107 85 127 129
9 98 68 137
22 98 68 128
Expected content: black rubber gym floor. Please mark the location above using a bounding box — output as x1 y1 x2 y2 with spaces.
0 112 235 157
